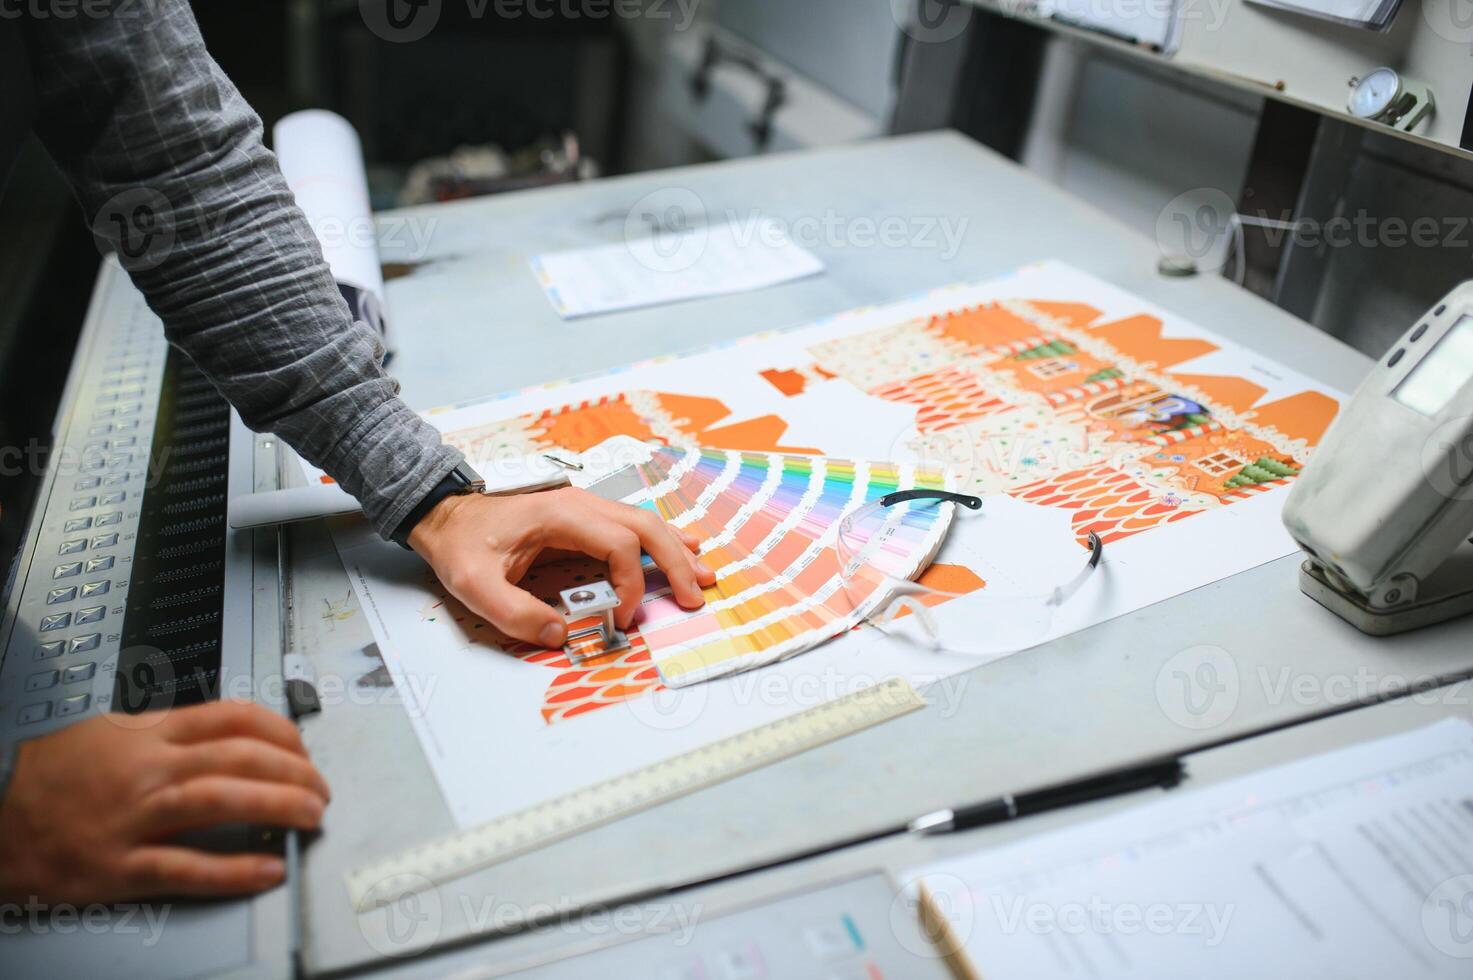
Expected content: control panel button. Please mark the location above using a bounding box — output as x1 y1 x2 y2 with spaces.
85 556 115 573
18 702 52 725
69 496 97 511
94 513 122 527
59 539 87 555
56 694 91 717
46 587 77 605
35 642 64 660
91 533 119 549
80 581 110 599
74 477 101 491
102 475 127 488
64 517 93 532
40 613 72 631
63 663 96 684
75 606 106 625
69 634 101 654
100 492 126 506
54 562 82 579
26 670 59 692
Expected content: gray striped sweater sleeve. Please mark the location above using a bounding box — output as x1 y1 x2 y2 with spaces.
21 0 462 538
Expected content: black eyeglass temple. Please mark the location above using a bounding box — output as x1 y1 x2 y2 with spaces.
878 489 983 510
876 492 1107 566
1084 530 1104 567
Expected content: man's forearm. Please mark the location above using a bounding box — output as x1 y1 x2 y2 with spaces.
22 0 459 536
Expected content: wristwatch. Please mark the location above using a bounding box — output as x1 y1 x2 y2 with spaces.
391 461 486 549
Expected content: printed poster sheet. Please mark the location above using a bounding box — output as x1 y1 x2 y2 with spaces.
313 261 1343 827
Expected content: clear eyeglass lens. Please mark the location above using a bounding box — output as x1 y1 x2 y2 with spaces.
837 496 1095 659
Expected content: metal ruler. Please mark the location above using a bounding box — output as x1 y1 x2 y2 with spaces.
346 676 926 911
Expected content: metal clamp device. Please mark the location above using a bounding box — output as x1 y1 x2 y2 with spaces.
559 580 631 662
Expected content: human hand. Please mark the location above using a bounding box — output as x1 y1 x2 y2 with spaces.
408 488 716 648
0 701 329 904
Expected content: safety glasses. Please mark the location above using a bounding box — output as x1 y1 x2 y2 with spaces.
836 489 1103 659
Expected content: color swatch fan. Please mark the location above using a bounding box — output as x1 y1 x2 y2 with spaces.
588 445 956 686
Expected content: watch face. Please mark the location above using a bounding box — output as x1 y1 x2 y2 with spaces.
1349 67 1399 119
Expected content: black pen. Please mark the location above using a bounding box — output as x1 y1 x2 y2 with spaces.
908 757 1186 834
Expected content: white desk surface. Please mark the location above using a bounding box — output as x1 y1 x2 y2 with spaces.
284 131 1473 975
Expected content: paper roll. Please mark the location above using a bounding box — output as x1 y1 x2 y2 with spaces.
273 109 388 343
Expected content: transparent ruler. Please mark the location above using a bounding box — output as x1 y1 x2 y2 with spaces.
346 676 926 911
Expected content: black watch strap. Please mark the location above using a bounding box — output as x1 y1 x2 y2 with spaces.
391 462 484 549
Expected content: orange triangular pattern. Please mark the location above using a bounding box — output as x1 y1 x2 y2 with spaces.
655 393 737 435
694 416 822 456
1090 314 1217 370
1165 373 1268 414
760 368 809 396
534 397 658 451
1249 391 1339 445
928 303 1043 350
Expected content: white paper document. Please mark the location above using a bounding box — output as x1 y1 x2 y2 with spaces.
272 110 389 337
908 718 1473 978
1245 0 1400 30
529 216 824 318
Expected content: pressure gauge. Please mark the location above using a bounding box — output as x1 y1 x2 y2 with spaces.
1347 68 1435 132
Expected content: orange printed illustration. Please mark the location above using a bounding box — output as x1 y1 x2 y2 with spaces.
416 285 1337 723
773 297 1335 546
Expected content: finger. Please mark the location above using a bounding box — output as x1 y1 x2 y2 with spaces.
663 523 714 581
638 519 708 610
684 535 718 587
122 847 286 898
542 507 646 628
532 547 589 565
454 571 568 648
160 701 307 757
592 501 709 610
172 739 331 801
140 776 325 838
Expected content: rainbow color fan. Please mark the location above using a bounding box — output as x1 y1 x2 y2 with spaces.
585 445 957 686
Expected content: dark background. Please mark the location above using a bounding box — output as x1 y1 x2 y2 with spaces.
0 0 627 572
